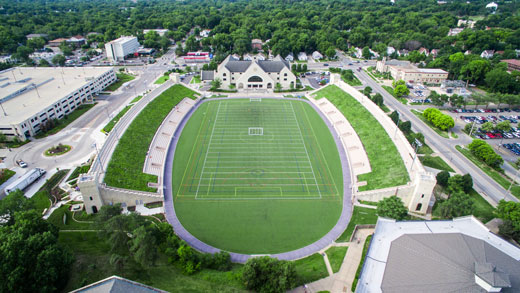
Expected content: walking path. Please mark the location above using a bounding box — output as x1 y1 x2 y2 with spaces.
162 96 354 263
289 228 374 293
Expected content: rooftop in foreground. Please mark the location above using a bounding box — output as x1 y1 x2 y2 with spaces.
357 217 520 293
0 67 113 125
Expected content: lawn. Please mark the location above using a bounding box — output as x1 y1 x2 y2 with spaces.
35 104 96 138
325 246 348 273
68 164 91 181
314 85 409 191
419 155 455 172
173 99 343 254
29 169 70 214
154 75 169 84
293 253 329 285
336 206 378 242
59 232 247 292
190 75 201 84
131 95 143 103
105 84 198 192
105 73 135 91
351 235 372 292
456 145 520 199
47 205 93 230
342 75 362 86
0 169 15 185
411 109 450 139
102 105 132 133
382 85 407 104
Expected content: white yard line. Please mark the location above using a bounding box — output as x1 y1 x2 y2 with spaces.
195 101 222 198
289 102 323 198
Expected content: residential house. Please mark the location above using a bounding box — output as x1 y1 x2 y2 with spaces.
430 49 439 57
67 35 86 47
254 53 266 61
386 46 396 56
369 49 379 59
457 19 476 29
243 54 254 61
298 52 308 61
199 29 211 38
143 29 169 37
26 33 48 40
481 50 495 59
0 55 18 64
397 49 409 57
502 59 520 72
353 47 363 59
251 39 263 51
418 47 429 56
312 51 324 60
48 38 68 47
465 50 472 55
285 53 294 62
448 28 464 36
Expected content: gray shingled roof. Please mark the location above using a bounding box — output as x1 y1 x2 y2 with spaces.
475 262 511 288
257 60 289 72
72 276 166 293
224 61 251 72
381 233 520 292
201 70 214 81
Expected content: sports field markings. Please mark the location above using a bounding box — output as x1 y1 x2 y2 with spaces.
288 102 322 198
195 101 222 198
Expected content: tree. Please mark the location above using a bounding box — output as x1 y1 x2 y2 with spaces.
394 84 410 97
242 256 296 293
363 86 372 97
429 91 444 107
0 210 73 292
291 64 296 72
39 59 51 67
371 93 384 106
302 64 307 71
468 139 504 169
462 174 473 193
377 196 408 220
130 225 159 267
480 121 495 133
52 54 66 66
495 200 520 241
362 46 371 59
460 59 491 84
399 121 412 134
0 190 34 225
485 68 518 94
392 79 405 88
325 47 336 59
296 63 302 72
177 243 201 274
389 111 399 125
436 170 451 187
449 94 464 108
275 83 282 92
210 78 222 91
496 120 511 133
439 191 474 219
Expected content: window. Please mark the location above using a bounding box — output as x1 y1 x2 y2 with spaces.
248 76 263 82
223 73 227 76
284 73 288 77
415 203 422 211
89 197 93 201
421 194 424 198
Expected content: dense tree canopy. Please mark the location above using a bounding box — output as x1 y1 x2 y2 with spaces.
377 196 408 220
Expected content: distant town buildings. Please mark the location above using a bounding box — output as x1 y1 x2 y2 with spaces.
26 33 48 40
503 59 520 72
376 58 448 84
457 19 476 29
481 50 495 59
448 28 465 36
386 46 396 56
251 39 263 51
312 51 323 60
199 29 211 38
105 36 140 62
143 29 169 37
357 216 520 293
0 67 116 140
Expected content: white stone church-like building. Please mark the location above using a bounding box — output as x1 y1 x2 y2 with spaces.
202 54 297 90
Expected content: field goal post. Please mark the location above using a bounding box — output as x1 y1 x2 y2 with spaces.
250 97 262 102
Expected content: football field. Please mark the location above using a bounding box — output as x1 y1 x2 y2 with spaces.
172 98 345 254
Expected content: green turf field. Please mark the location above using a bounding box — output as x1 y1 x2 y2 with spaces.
172 98 344 254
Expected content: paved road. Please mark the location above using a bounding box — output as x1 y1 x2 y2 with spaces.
338 54 518 204
3 50 177 196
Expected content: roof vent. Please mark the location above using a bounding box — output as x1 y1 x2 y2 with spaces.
475 262 511 292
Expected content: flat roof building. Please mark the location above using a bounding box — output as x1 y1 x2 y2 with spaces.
376 58 448 84
0 67 116 140
357 217 520 293
105 36 140 62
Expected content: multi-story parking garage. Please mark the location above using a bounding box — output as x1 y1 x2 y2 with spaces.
0 67 116 140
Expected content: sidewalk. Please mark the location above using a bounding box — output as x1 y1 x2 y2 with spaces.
290 228 374 293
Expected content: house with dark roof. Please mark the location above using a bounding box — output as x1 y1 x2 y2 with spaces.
503 59 520 72
211 54 296 90
356 217 520 293
71 275 167 293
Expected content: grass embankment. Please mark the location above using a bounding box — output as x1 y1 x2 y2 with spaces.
314 85 409 191
131 95 143 103
30 169 69 214
351 235 372 292
419 155 455 172
190 75 201 84
59 232 246 292
342 76 362 86
67 164 91 187
456 145 520 199
35 104 95 138
382 85 407 104
411 109 450 139
102 105 132 134
0 169 15 185
326 246 348 273
337 206 378 242
105 73 135 91
154 75 169 84
293 253 329 285
105 84 198 192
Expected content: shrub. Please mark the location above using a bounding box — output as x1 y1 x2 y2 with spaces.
468 139 504 169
